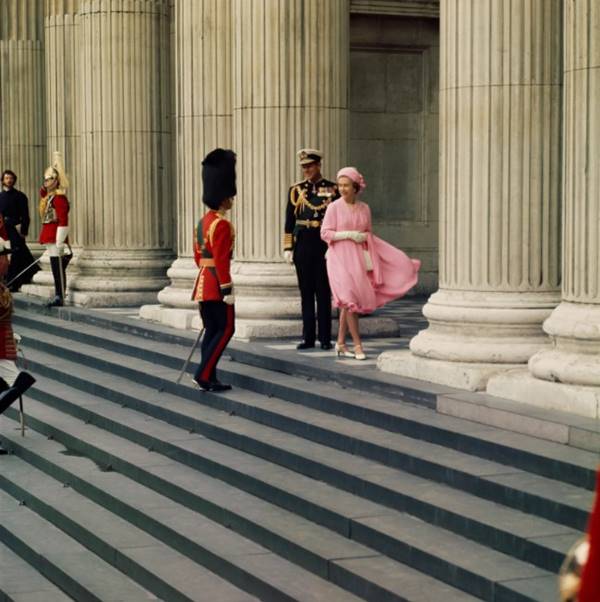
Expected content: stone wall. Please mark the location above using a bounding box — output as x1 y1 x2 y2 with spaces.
350 14 439 293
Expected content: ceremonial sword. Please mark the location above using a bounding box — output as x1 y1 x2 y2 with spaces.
5 256 43 289
167 327 205 390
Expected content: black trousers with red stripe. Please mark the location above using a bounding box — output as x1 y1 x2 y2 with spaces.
195 301 235 383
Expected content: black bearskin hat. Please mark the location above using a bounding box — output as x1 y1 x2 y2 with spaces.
202 148 237 210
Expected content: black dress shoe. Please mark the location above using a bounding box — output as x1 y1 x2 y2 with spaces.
0 444 7 456
296 341 315 350
210 382 232 392
193 378 213 391
46 295 64 308
320 342 332 350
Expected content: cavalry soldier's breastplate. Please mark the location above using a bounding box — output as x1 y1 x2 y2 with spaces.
41 197 57 224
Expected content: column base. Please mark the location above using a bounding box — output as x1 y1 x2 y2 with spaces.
231 261 301 319
528 301 600 386
138 257 198 328
66 248 173 308
487 369 600 419
410 289 558 363
377 349 522 391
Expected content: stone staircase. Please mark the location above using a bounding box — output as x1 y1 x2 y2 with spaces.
0 298 596 602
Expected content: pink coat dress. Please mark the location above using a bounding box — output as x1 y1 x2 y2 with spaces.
321 199 420 314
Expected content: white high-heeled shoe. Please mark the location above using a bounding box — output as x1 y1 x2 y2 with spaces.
354 345 366 361
335 343 354 358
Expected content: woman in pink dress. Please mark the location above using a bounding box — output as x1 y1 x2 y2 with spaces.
320 167 420 360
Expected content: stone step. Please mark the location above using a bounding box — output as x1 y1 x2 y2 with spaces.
0 427 364 602
23 358 588 571
13 309 598 492
0 540 73 602
17 332 593 537
0 490 156 602
3 382 558 601
1 401 483 602
21 365 585 575
1 464 260 602
15 295 600 456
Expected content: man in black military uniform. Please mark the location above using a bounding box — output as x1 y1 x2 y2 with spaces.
0 170 39 291
283 149 339 350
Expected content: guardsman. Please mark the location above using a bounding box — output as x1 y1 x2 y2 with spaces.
283 149 339 350
0 169 39 291
39 152 72 307
191 148 236 392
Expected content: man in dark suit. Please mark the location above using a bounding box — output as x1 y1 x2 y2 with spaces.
0 170 39 291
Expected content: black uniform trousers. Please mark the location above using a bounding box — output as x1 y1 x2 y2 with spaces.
293 229 331 345
195 301 235 383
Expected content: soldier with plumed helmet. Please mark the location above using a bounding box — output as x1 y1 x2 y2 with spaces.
39 152 72 307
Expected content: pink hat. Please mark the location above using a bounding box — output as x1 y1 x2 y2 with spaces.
336 166 366 193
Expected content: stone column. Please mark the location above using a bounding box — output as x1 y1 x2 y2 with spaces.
489 0 600 416
0 0 45 241
230 0 349 339
141 0 233 329
44 0 80 244
25 0 81 300
70 0 173 306
378 0 562 390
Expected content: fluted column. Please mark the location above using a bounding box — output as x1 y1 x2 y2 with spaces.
71 0 173 306
378 0 562 390
25 0 81 300
0 0 45 241
44 0 80 245
490 1 600 416
141 0 233 329
230 0 349 337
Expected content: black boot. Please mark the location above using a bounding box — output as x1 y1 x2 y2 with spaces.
0 371 36 416
47 256 65 307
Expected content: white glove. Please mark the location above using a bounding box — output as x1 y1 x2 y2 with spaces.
283 250 294 264
0 238 11 252
350 231 367 243
332 230 367 243
223 294 235 305
332 231 353 241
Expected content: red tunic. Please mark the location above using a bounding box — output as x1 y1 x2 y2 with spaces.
191 210 234 302
39 188 69 245
0 285 16 360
